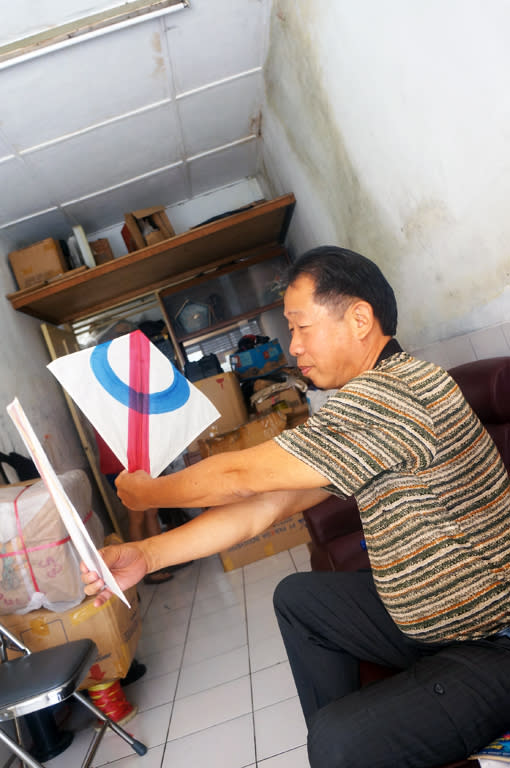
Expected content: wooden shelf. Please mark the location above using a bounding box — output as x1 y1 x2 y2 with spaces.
6 194 295 325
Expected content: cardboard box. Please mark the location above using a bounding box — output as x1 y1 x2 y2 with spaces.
199 411 287 458
220 512 311 571
90 238 114 265
1 586 141 688
188 372 248 452
8 238 67 289
252 384 302 414
123 206 175 252
230 340 287 381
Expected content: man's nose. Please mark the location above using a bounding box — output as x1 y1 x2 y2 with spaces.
289 334 303 358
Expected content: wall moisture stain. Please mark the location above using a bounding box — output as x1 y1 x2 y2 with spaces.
263 1 510 346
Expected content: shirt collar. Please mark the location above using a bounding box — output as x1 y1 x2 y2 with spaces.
375 338 403 367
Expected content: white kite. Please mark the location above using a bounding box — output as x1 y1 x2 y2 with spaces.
47 330 220 477
6 397 129 607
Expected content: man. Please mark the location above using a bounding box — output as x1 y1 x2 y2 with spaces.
82 246 510 768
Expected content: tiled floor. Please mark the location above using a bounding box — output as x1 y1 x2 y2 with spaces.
45 545 312 768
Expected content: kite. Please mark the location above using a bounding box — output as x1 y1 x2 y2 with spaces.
6 397 129 607
47 330 220 477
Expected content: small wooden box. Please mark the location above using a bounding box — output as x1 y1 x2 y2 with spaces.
122 206 175 252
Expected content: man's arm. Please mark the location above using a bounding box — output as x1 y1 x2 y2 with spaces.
82 486 330 605
139 485 329 572
115 438 330 511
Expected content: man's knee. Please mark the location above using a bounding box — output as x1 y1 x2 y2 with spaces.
307 703 362 768
273 572 306 618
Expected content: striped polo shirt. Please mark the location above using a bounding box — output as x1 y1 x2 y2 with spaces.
275 350 510 643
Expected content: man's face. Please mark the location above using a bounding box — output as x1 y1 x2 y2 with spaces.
283 274 363 390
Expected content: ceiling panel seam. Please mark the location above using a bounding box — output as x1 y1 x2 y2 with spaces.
163 15 192 199
0 132 259 232
19 99 174 156
0 207 60 231
176 67 263 101
60 160 186 207
188 135 258 163
0 125 77 231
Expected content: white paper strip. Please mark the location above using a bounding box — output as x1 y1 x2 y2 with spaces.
6 397 129 607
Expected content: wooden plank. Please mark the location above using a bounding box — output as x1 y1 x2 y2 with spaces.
6 194 295 325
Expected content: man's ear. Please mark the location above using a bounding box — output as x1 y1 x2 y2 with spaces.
347 300 375 339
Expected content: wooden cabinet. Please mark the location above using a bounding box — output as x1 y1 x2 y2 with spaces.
6 194 296 327
158 247 289 344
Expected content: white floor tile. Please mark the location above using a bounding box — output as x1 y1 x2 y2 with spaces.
177 644 249 699
243 551 295 584
136 620 188 656
249 630 288 673
168 675 252 740
192 588 244 619
142 603 192 635
92 702 172 765
182 620 247 666
187 602 247 642
258 744 310 768
251 661 298 710
244 570 294 603
194 573 244 603
163 714 255 768
102 743 165 767
254 696 308 761
289 544 312 572
247 605 280 647
137 642 185 678
128 668 179 712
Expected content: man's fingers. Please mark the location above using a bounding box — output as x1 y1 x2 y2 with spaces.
83 577 105 595
92 589 113 608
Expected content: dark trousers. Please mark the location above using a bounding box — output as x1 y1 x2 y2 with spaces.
273 570 510 768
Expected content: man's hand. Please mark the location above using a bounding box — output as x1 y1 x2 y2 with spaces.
115 469 154 511
80 543 149 607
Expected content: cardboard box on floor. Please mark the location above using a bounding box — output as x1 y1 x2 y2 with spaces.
197 411 311 570
8 238 68 289
220 512 311 572
198 410 287 458
1 586 141 689
188 372 248 453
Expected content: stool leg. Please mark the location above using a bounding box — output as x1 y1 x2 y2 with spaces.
73 691 147 757
0 727 44 768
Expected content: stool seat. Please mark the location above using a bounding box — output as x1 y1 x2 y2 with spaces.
0 639 96 720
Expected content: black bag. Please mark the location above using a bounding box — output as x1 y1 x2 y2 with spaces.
184 354 223 382
0 452 38 484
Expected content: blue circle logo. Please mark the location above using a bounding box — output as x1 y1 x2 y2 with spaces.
90 341 190 414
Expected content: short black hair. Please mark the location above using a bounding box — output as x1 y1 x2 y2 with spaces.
286 246 398 336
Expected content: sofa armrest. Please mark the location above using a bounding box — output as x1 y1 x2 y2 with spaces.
302 494 362 545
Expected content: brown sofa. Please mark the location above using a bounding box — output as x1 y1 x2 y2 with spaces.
302 356 510 768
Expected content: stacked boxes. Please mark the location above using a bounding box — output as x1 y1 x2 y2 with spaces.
229 339 287 380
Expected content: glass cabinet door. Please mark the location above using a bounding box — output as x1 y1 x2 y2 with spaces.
160 251 289 342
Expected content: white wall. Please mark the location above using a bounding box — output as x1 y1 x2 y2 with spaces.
261 0 510 351
0 256 85 470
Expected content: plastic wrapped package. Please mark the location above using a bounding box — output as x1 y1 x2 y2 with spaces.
0 470 104 615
